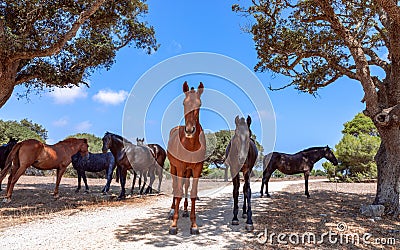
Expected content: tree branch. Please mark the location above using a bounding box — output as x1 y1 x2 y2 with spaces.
9 0 106 62
374 104 400 126
374 0 400 25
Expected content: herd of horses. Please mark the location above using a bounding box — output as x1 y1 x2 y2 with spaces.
0 81 338 235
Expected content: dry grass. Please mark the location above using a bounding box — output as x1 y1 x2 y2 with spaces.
249 181 400 249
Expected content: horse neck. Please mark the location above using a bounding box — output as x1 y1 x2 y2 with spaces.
303 148 325 164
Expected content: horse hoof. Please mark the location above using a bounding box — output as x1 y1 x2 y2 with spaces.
266 194 271 198
75 189 79 193
231 220 239 225
168 209 175 220
242 214 247 219
245 224 254 231
182 211 189 217
190 227 200 235
84 190 89 194
169 227 178 235
53 194 59 199
117 195 126 201
2 198 11 203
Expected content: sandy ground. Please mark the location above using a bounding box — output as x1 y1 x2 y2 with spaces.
0 176 324 249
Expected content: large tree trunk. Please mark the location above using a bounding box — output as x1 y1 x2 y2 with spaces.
373 126 400 216
0 84 14 108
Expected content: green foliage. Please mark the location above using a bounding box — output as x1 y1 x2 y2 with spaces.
0 0 158 104
66 133 103 153
0 119 46 143
203 130 264 177
233 1 384 94
311 169 326 177
323 113 380 182
273 170 285 178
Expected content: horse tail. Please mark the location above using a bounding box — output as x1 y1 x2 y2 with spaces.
0 142 22 181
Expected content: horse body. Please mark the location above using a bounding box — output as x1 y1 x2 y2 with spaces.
71 151 116 193
135 138 167 193
102 132 157 199
0 138 18 191
260 146 338 198
0 138 89 202
225 115 258 232
167 82 205 235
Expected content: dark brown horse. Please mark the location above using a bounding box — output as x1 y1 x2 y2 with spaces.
167 81 206 235
225 115 258 231
136 138 167 193
260 146 338 198
0 138 18 191
0 138 89 202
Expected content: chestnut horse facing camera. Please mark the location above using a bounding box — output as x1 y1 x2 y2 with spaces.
0 138 89 203
167 81 206 235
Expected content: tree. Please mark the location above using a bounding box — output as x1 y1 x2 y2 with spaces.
67 133 102 153
204 130 264 180
233 1 400 216
0 119 46 143
0 0 157 108
232 0 400 217
323 114 380 182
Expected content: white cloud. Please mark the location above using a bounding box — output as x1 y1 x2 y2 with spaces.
93 89 128 105
53 117 69 127
75 121 92 132
48 86 88 104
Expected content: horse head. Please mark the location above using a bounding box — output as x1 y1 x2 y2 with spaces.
102 132 112 153
233 115 251 164
324 145 338 165
78 138 89 157
136 138 145 146
182 81 204 138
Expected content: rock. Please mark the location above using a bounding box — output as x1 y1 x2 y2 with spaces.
360 204 385 217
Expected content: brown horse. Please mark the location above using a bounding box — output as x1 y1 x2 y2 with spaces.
225 115 258 231
260 146 338 198
0 138 89 202
167 81 206 235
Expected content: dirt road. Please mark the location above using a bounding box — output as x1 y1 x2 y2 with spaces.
0 179 325 249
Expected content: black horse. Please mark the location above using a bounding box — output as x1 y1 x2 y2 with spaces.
71 151 117 194
0 138 18 191
225 116 258 232
260 146 338 198
135 138 167 193
102 132 157 199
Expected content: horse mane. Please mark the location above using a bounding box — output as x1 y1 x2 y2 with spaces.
104 132 132 144
299 146 327 153
57 138 87 144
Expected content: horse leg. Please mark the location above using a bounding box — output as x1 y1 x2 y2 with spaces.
231 174 240 225
140 171 147 195
189 166 202 235
130 170 137 195
305 171 310 198
53 167 67 198
102 165 113 194
265 170 273 198
244 171 254 231
242 176 247 219
145 166 156 194
168 164 177 220
182 171 191 218
82 171 89 193
3 162 26 202
157 163 163 193
75 171 82 193
169 167 184 235
118 167 128 200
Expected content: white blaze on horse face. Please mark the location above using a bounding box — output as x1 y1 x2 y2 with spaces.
183 91 202 138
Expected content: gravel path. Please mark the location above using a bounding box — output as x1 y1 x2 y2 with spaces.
0 179 325 249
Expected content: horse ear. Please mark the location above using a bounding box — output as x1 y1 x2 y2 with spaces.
198 82 204 96
235 115 240 125
83 138 88 144
183 81 189 93
246 115 252 127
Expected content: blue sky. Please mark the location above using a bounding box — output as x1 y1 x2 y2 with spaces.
0 1 366 168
